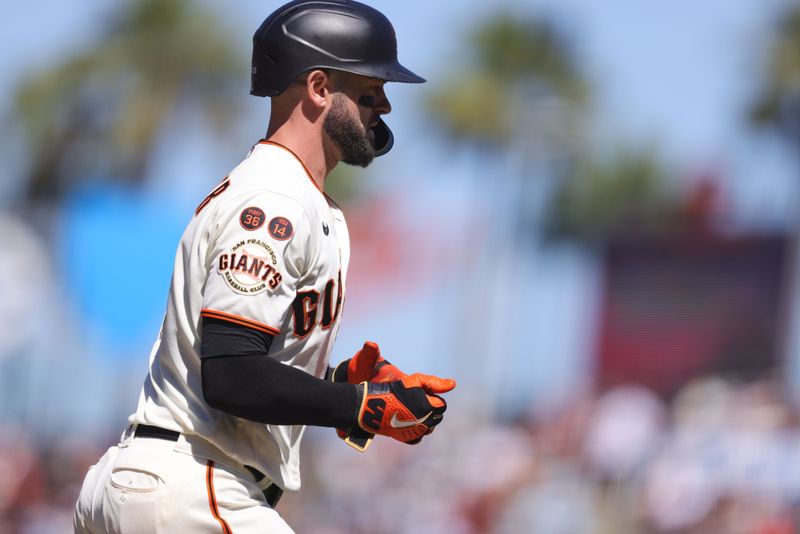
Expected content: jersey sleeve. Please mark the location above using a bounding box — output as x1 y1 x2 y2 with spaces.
200 190 313 344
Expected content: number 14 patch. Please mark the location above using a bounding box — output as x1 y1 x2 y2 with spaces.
269 216 294 241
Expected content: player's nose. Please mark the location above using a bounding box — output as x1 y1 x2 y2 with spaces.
374 90 391 115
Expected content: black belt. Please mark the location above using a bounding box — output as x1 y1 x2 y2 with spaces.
133 424 283 508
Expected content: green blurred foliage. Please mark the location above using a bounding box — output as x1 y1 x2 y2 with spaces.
426 14 587 148
324 163 362 206
750 4 800 141
14 0 244 202
544 150 682 243
426 12 684 242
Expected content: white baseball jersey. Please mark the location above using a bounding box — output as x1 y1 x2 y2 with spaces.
130 140 350 491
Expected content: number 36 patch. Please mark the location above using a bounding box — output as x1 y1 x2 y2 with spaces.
240 207 265 231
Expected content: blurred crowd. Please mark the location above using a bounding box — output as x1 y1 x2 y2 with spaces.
3 374 799 533
284 375 800 534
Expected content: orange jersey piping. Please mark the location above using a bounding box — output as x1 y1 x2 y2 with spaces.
201 309 280 337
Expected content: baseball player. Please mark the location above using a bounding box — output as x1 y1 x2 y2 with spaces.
73 1 456 532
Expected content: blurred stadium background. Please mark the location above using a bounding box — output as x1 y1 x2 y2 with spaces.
3 0 800 532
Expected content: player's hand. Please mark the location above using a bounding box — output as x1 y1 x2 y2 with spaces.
354 374 450 444
331 343 456 450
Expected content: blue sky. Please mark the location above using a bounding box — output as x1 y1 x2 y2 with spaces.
4 0 798 202
4 0 797 165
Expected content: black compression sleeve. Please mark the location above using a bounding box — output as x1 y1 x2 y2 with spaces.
200 317 358 428
201 316 274 357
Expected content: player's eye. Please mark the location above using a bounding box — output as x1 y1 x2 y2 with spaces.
357 95 376 108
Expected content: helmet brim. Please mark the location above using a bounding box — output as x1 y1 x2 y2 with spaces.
344 60 426 84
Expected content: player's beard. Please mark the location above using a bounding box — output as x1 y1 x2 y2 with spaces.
323 94 376 168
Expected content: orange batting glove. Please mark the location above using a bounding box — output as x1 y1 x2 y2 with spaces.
333 341 456 391
329 342 456 450
332 341 398 383
354 373 452 444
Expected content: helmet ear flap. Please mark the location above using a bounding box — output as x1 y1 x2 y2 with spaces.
372 118 394 157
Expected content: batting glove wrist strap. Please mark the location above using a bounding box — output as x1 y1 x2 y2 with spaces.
330 342 383 451
330 360 351 383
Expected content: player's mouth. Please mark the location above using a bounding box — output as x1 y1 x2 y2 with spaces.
367 121 378 142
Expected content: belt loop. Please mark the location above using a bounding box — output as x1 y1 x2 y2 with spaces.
244 465 282 508
245 465 266 483
264 484 283 508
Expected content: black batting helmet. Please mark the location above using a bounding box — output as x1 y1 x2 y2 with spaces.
251 0 425 156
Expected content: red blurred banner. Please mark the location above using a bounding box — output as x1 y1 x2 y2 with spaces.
597 233 789 397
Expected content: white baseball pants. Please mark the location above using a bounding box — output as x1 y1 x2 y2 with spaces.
73 430 293 533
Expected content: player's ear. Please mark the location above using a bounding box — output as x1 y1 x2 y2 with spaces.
305 69 333 110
